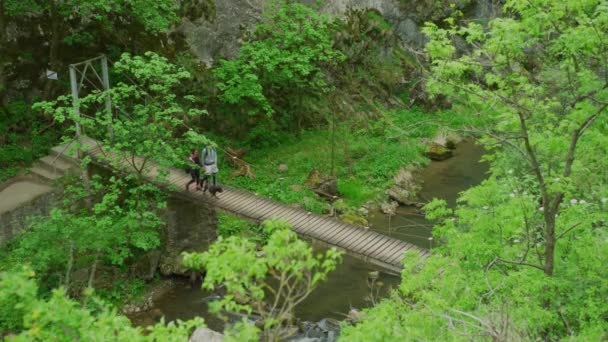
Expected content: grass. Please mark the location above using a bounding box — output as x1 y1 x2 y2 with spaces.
220 107 479 213
217 212 265 241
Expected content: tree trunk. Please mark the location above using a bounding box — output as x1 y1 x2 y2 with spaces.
65 241 75 290
87 249 101 288
0 0 5 44
43 0 62 99
296 92 303 136
330 110 335 177
0 0 7 105
544 210 556 276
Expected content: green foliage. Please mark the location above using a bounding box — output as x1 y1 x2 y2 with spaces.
183 219 343 341
336 179 375 206
34 52 209 181
224 107 473 211
0 99 57 182
63 31 96 47
223 318 261 342
96 277 149 307
2 175 166 292
0 268 37 333
331 8 417 109
343 0 608 340
3 0 177 34
217 212 265 242
0 267 203 339
214 0 344 143
0 144 31 182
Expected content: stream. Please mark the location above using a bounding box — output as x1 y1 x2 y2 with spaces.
128 139 489 333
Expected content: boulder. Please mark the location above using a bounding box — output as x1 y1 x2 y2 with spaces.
291 318 341 342
380 201 398 215
387 168 421 205
347 309 365 323
306 169 338 197
432 132 462 150
189 327 224 342
340 212 368 227
357 206 369 217
387 187 418 206
425 143 453 161
445 132 463 149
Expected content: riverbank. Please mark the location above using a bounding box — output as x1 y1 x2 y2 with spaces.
220 107 481 215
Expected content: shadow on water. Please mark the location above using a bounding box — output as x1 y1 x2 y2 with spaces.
129 140 489 328
129 279 227 332
369 139 489 249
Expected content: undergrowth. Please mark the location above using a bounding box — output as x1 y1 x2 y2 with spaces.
217 212 266 243
0 99 60 183
220 107 480 212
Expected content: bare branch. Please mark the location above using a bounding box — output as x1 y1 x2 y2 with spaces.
495 257 545 272
556 222 582 241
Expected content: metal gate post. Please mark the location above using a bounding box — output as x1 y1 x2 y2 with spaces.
69 65 82 139
100 55 113 142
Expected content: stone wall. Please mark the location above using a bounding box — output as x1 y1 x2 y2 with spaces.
159 196 219 276
0 177 60 246
0 176 218 276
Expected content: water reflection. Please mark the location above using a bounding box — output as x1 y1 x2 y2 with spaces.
129 140 488 327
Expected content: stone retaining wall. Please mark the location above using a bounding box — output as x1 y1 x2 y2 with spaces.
0 176 60 246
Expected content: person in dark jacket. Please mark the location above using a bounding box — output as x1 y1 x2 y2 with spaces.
186 149 201 191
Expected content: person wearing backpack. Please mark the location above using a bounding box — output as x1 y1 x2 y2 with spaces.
200 143 218 192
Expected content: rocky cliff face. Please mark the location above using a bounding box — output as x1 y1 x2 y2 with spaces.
177 0 502 64
159 196 218 276
176 0 264 65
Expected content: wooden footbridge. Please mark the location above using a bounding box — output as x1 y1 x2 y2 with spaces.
68 137 429 273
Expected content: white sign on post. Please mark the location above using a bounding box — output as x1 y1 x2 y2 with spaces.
46 69 58 80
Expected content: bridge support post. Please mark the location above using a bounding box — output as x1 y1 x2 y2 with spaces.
100 56 113 143
69 65 82 139
68 55 113 142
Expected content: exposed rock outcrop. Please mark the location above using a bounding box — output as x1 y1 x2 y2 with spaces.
387 168 420 205
176 0 264 65
380 200 399 215
189 327 224 342
289 318 341 342
425 143 453 161
178 0 502 65
306 169 338 198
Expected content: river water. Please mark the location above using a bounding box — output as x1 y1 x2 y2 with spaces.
129 140 488 331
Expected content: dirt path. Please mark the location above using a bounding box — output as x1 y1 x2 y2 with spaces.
0 180 52 214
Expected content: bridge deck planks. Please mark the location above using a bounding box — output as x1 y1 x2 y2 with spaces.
81 137 428 272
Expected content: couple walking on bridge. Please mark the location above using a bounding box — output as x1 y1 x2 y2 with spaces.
186 144 219 193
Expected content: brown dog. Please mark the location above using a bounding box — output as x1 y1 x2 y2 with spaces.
207 184 223 197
